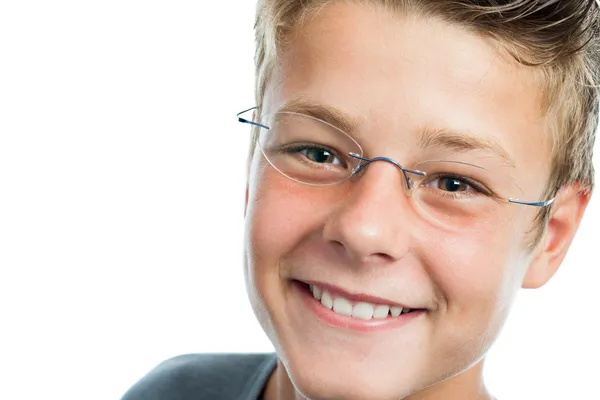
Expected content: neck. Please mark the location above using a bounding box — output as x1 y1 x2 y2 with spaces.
262 359 494 400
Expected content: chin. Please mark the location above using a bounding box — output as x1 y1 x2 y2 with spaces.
279 346 423 400
289 371 412 400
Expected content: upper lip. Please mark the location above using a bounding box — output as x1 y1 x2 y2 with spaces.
298 279 425 310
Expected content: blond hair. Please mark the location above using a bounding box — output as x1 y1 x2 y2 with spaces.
253 0 599 238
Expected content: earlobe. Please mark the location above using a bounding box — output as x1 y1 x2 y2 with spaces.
522 184 591 289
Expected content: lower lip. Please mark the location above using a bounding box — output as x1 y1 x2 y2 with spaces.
292 280 426 332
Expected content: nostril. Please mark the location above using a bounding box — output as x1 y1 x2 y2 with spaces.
363 253 395 265
330 239 346 253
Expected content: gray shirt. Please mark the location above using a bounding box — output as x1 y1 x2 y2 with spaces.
121 353 277 400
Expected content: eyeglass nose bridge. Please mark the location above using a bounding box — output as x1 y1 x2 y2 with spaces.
348 153 426 191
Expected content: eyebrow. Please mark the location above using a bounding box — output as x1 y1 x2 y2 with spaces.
419 128 516 168
275 98 516 167
277 98 360 137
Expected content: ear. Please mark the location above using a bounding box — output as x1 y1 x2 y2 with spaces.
244 186 249 217
522 184 591 289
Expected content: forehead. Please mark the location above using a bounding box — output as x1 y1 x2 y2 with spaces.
264 2 550 182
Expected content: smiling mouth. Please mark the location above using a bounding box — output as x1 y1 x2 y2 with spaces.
297 281 422 321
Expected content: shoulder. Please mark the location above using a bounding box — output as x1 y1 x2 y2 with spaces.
121 353 277 400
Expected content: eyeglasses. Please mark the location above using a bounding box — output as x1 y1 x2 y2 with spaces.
237 107 556 230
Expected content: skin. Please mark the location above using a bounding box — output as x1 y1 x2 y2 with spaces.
243 3 591 400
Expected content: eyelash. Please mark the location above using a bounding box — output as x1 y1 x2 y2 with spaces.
424 174 493 197
274 144 497 198
280 143 347 167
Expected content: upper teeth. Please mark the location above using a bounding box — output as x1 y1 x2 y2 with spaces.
310 284 411 320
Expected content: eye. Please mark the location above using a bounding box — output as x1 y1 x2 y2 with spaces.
436 177 470 192
299 147 343 166
413 161 496 199
423 175 484 194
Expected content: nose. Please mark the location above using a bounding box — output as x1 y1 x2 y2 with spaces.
322 160 415 267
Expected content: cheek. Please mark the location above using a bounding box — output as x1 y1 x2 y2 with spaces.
245 154 345 265
244 161 339 345
244 159 337 302
434 235 506 295
430 227 525 314
422 218 528 359
424 222 520 369
424 207 530 303
247 172 317 265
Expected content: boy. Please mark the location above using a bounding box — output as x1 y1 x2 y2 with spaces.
122 0 599 399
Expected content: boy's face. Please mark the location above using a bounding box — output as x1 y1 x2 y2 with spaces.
244 3 567 399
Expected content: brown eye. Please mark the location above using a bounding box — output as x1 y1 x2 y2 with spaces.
300 147 343 165
422 175 485 196
438 177 468 192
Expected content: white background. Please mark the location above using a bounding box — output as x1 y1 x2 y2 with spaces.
0 2 598 400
